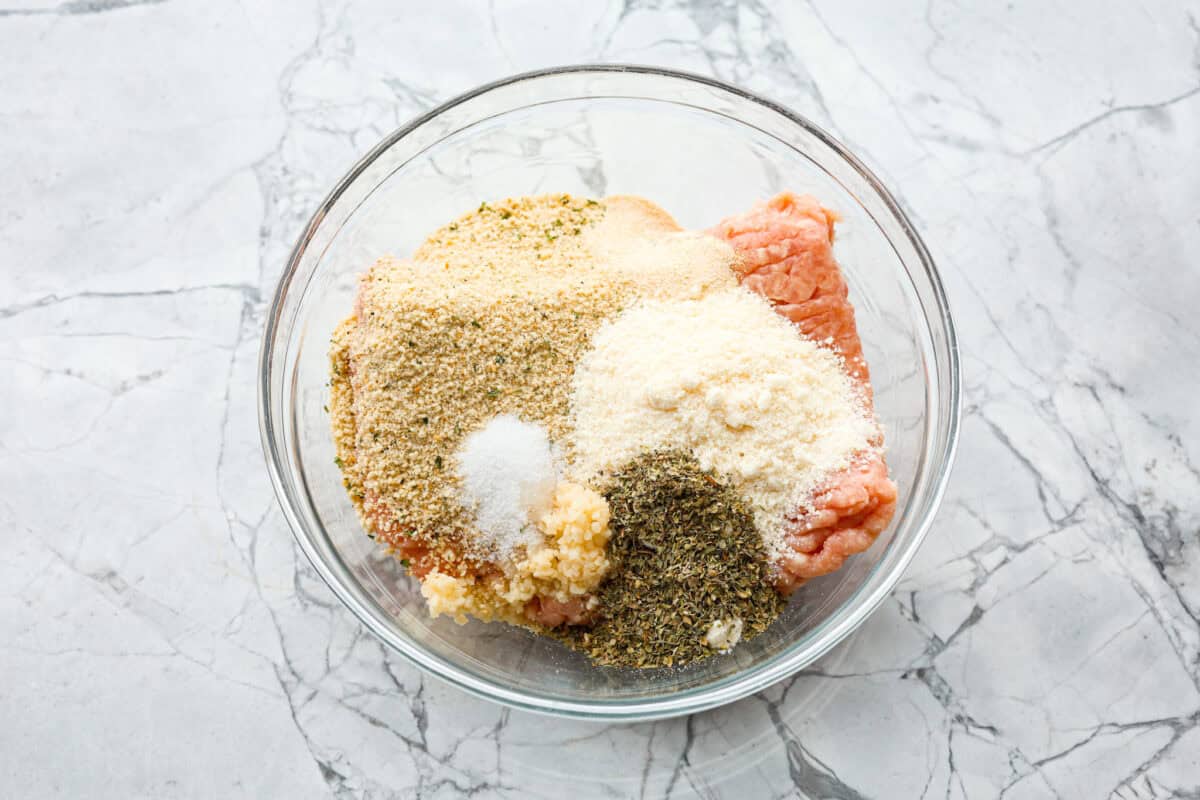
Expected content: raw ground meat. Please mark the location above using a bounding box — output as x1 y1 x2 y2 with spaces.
523 595 594 627
359 489 441 579
710 192 869 383
776 455 897 592
711 192 899 594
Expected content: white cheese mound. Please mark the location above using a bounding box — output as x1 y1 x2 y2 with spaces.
456 415 559 560
568 288 877 559
704 618 745 652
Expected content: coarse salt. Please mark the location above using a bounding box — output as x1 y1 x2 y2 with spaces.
456 415 559 560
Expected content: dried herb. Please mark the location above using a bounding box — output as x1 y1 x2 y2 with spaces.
557 451 784 668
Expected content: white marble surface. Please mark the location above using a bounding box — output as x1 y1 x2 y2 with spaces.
3 1 1199 797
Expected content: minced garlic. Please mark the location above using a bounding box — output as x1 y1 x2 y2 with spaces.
524 481 612 596
420 481 612 624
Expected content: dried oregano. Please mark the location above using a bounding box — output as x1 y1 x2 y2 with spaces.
557 450 784 668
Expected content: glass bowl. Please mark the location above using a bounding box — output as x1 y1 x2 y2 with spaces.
258 65 960 721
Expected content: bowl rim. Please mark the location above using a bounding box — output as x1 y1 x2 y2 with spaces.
258 63 961 721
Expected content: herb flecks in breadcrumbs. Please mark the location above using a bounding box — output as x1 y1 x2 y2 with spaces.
329 197 616 563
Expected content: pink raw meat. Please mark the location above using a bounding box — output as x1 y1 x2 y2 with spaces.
711 192 899 594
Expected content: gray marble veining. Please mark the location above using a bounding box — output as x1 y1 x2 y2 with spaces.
3 1 1198 797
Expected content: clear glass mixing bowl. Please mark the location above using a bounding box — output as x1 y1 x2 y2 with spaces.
259 65 960 720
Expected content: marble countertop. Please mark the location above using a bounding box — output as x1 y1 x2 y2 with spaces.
4 1 1198 797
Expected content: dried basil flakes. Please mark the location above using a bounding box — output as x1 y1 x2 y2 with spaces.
557 450 784 668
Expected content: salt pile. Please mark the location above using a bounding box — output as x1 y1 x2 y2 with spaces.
456 415 559 559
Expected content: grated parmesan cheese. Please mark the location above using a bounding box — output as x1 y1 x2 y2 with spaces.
568 287 878 560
